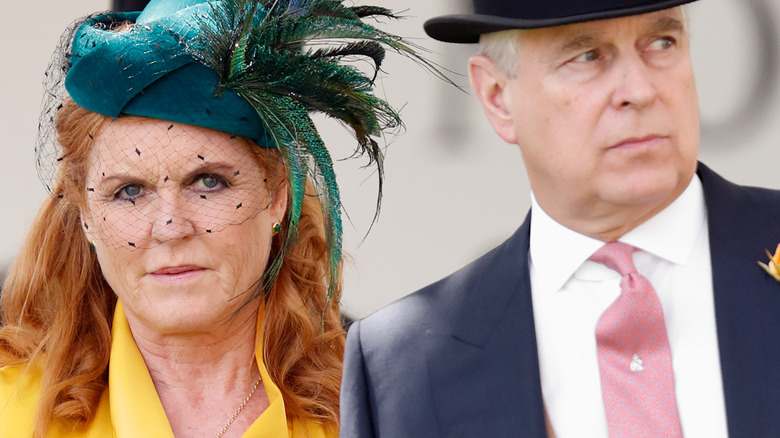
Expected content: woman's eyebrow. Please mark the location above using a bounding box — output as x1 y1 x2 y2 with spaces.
180 162 239 180
95 162 239 187
95 172 145 188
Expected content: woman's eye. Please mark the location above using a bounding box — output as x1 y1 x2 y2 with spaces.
115 184 142 200
194 174 227 191
202 175 219 189
572 49 600 63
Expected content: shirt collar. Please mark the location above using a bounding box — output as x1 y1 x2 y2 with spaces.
529 174 705 294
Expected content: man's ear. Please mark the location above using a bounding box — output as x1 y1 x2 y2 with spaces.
468 55 517 144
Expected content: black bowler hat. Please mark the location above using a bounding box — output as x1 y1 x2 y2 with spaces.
424 0 699 43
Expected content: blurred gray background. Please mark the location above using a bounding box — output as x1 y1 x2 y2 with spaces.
2 0 779 318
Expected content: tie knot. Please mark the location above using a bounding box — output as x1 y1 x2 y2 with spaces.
589 241 637 276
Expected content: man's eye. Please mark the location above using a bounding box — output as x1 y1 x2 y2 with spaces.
116 184 142 200
572 49 600 63
649 37 675 51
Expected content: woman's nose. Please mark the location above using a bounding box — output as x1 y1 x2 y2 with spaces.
150 192 197 244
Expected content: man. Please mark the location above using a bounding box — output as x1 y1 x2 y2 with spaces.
341 0 780 437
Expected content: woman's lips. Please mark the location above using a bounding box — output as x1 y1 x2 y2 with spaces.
149 265 205 284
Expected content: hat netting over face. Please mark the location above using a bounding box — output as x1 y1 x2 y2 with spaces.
82 115 281 251
35 0 450 301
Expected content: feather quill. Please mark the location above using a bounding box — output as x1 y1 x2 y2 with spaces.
193 0 449 301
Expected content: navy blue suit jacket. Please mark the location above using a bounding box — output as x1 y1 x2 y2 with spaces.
340 163 780 437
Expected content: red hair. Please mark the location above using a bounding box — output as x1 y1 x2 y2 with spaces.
0 100 344 436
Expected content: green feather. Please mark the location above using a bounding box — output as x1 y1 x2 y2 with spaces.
193 0 453 303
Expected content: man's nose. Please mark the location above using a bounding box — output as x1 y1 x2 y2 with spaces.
610 54 658 110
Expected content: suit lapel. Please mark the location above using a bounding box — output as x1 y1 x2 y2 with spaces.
700 163 780 437
421 163 780 438
427 214 548 437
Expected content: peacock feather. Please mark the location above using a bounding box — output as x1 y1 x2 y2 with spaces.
191 0 447 301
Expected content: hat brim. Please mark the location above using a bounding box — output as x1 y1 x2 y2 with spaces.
424 0 698 43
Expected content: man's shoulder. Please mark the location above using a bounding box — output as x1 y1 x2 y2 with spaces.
731 180 780 206
353 224 530 348
698 162 780 223
699 162 780 203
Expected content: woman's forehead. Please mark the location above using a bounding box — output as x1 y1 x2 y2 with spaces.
90 116 260 171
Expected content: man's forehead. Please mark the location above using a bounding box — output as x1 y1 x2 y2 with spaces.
522 7 685 49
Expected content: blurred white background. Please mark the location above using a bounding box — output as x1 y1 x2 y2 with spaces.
2 0 780 318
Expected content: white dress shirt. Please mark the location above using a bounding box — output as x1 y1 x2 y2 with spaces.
529 175 728 437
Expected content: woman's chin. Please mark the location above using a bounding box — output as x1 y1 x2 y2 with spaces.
123 294 250 337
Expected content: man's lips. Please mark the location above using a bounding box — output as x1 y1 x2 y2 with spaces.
610 135 666 150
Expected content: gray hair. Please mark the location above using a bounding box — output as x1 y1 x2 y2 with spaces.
477 29 523 78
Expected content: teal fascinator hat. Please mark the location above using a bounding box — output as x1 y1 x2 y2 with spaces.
38 0 447 301
65 1 273 144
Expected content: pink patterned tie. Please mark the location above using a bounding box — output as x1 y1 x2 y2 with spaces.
590 242 683 437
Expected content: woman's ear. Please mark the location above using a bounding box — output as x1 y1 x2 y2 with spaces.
269 173 288 225
468 55 518 144
80 210 96 248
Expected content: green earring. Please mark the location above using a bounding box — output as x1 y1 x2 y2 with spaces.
272 222 281 235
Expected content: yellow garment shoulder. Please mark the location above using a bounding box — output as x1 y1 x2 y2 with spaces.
0 363 39 434
0 362 112 437
0 302 336 438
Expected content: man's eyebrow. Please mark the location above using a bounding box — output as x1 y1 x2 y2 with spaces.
648 16 685 35
556 34 602 56
552 15 685 57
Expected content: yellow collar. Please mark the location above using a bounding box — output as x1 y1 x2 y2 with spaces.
1 302 331 437
110 301 291 438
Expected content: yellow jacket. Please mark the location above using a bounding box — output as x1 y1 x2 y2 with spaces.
0 302 334 437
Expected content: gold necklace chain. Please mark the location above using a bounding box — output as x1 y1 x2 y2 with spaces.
216 375 263 438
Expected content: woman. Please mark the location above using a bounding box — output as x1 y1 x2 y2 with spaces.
0 0 436 436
